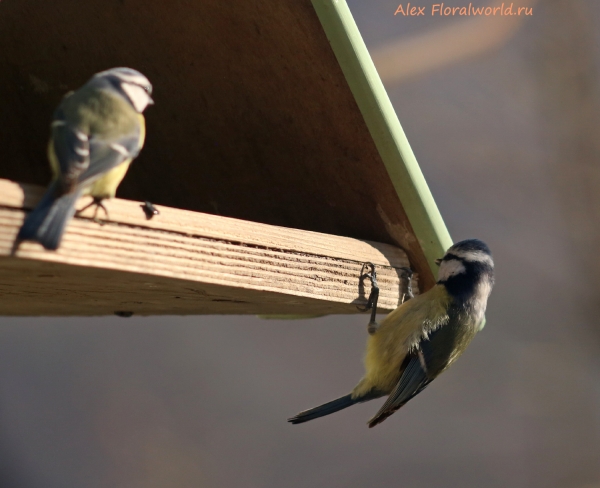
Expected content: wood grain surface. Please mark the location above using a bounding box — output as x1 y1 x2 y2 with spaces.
0 180 418 316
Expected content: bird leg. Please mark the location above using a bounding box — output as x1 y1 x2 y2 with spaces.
357 262 380 335
76 197 109 224
399 267 414 304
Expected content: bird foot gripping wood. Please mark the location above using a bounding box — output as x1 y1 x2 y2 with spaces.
76 197 109 225
399 266 414 304
357 262 380 335
358 264 414 335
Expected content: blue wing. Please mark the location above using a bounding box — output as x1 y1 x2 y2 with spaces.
51 105 142 191
77 128 141 185
367 320 469 428
367 354 431 428
51 107 90 191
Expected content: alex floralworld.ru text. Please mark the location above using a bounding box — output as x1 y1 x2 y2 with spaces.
394 3 533 16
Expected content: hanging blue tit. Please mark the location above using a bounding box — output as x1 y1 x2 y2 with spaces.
289 239 494 428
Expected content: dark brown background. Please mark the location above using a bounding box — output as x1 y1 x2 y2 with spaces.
1 0 600 486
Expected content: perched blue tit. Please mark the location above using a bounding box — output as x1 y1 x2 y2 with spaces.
18 67 153 250
289 239 494 428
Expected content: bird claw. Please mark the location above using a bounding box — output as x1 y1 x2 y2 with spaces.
399 266 414 303
76 197 109 224
358 262 380 333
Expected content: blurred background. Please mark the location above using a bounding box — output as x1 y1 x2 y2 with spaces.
1 0 600 486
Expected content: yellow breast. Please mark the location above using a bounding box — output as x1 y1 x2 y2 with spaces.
85 160 133 199
353 284 452 396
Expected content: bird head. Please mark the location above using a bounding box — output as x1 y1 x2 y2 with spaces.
435 239 495 301
93 67 154 113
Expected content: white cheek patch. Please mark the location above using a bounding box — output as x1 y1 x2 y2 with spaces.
122 84 151 113
438 259 466 281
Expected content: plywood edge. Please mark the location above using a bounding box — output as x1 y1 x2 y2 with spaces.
0 179 418 316
311 0 453 288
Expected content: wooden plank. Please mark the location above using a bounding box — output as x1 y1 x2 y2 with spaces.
0 179 418 316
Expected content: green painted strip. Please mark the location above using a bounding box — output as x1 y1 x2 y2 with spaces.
311 0 453 275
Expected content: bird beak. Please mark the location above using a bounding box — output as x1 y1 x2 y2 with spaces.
147 96 154 105
435 258 442 266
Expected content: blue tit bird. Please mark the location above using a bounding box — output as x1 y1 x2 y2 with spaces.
17 67 153 250
288 239 494 428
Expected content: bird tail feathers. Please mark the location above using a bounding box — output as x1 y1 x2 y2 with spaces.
288 394 359 424
18 182 80 250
